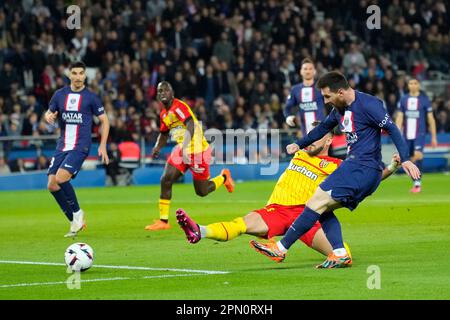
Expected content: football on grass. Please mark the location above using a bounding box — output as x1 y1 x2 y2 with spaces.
65 243 94 272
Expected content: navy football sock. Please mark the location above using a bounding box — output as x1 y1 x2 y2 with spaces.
319 211 344 250
413 160 423 185
50 189 73 221
280 206 321 250
59 181 81 212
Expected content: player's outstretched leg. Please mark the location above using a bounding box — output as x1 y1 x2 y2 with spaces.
176 208 201 243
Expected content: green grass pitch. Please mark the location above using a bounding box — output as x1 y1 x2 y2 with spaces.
0 173 449 300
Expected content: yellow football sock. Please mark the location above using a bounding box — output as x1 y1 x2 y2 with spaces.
205 217 247 241
210 174 225 190
159 199 170 220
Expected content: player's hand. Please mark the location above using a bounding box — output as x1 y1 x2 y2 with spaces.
45 111 58 124
286 115 296 127
98 144 109 165
286 143 300 154
151 147 160 159
401 160 421 180
387 154 401 172
431 137 438 148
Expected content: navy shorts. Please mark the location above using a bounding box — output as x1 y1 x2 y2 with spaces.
320 161 382 211
406 136 425 157
47 150 88 178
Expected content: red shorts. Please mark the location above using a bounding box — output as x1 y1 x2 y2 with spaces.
167 145 211 181
254 204 322 247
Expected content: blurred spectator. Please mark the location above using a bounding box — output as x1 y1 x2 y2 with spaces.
105 142 121 186
35 155 49 171
0 156 11 175
0 0 447 145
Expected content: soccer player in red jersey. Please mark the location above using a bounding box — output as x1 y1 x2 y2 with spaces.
145 81 234 231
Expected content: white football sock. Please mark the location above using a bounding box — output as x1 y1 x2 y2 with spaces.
199 225 207 238
333 248 348 257
276 241 288 253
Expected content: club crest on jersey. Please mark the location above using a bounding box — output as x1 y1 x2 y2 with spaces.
319 159 329 168
65 93 81 111
341 110 354 132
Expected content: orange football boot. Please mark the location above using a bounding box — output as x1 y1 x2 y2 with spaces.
220 169 235 193
145 220 171 231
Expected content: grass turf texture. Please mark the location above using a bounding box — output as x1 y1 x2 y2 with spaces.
0 173 449 300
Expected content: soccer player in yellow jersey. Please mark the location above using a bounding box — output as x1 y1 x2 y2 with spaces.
176 122 400 257
145 82 235 231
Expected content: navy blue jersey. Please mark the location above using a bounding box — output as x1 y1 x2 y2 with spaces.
397 92 432 140
295 91 410 170
284 83 326 135
49 86 104 153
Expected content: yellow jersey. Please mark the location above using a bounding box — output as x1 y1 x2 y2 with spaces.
267 150 341 206
159 98 209 154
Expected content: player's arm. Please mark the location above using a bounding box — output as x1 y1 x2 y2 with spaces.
427 112 438 148
152 131 169 158
284 88 298 127
381 154 401 180
287 110 338 154
394 111 404 131
366 100 420 180
45 93 59 124
97 114 110 165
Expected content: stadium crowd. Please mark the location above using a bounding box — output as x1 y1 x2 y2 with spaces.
0 0 449 173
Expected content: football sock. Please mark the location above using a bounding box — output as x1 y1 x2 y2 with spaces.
413 160 423 186
159 199 170 221
210 175 225 190
204 217 247 241
59 181 80 212
280 206 321 250
319 211 345 252
50 189 73 221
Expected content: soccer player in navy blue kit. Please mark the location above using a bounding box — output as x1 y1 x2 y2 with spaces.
251 71 420 268
45 61 110 237
284 58 328 135
395 78 437 193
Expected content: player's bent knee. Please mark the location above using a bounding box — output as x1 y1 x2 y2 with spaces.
47 182 59 192
195 188 208 197
306 188 334 213
55 176 70 185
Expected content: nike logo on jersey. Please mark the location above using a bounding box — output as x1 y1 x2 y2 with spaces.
64 164 73 168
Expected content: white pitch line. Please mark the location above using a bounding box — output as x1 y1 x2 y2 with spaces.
0 273 204 289
0 260 230 275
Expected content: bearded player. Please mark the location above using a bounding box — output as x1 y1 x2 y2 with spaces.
284 58 328 135
145 81 234 231
176 122 400 258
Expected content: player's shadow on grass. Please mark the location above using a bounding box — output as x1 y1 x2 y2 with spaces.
239 263 313 272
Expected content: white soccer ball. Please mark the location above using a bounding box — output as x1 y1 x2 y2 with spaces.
65 243 94 272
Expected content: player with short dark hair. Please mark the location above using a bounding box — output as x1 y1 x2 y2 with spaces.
144 81 234 231
250 71 420 268
45 61 110 237
284 58 328 135
395 78 438 193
